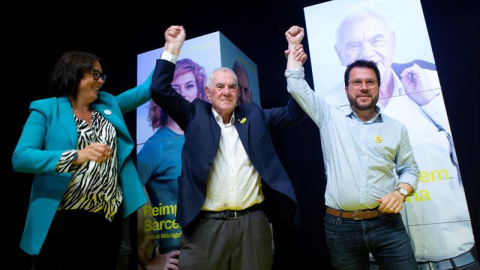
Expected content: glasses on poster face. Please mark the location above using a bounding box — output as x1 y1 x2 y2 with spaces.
348 79 377 88
90 69 107 81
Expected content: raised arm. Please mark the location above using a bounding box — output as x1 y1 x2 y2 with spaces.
115 27 188 113
150 25 192 130
284 25 328 128
164 25 186 56
285 26 305 70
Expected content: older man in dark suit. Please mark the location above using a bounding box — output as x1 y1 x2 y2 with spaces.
149 25 306 270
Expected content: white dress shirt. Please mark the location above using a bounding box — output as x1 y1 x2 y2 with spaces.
201 110 264 211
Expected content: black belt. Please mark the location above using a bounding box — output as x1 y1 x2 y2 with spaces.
200 204 262 220
417 249 478 270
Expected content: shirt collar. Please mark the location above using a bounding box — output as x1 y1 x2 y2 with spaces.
344 105 384 123
212 109 235 125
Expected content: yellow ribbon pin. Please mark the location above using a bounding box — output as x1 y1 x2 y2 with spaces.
239 118 247 124
374 136 382 143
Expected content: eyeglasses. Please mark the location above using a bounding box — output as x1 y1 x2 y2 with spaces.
348 79 376 88
90 69 107 81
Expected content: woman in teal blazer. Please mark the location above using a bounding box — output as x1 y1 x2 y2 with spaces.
12 50 152 269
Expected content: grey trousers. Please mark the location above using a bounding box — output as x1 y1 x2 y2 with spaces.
179 209 273 270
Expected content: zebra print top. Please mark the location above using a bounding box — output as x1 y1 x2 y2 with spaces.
57 110 122 221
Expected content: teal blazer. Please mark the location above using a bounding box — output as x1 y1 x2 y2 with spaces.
12 73 152 255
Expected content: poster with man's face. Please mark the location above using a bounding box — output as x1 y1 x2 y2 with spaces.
304 0 436 95
304 0 475 262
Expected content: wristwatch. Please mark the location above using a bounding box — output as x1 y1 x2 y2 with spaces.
395 187 409 202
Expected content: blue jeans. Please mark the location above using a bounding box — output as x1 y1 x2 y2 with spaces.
324 212 417 270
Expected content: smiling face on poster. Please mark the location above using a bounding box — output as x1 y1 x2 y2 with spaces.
304 0 435 95
304 0 477 264
136 32 222 152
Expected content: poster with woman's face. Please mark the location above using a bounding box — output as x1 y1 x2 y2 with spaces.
136 32 222 152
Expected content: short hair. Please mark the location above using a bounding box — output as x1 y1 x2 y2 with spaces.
148 58 208 129
207 67 238 88
48 50 106 99
344 59 381 87
335 9 391 48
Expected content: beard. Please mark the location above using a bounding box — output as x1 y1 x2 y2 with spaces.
348 94 378 111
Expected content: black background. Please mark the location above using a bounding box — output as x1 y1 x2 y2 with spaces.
5 1 479 269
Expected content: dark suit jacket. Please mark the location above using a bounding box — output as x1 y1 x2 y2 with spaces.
151 59 306 229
